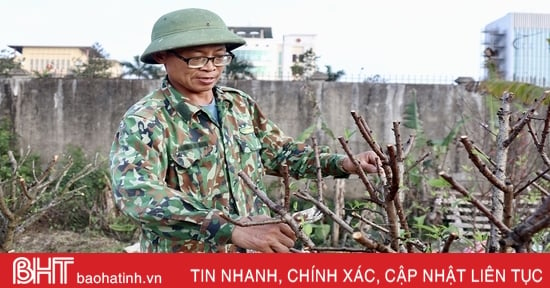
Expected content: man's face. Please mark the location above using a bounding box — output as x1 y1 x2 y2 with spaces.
159 44 229 96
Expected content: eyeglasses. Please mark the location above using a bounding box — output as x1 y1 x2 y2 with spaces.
169 51 234 68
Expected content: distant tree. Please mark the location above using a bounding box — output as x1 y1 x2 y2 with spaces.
0 49 22 77
32 62 54 78
224 58 255 80
120 55 165 79
291 48 319 80
70 42 113 78
365 74 386 83
324 65 345 82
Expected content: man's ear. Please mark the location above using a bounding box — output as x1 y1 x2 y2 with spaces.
152 51 168 64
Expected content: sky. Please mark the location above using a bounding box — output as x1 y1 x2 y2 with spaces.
2 0 550 80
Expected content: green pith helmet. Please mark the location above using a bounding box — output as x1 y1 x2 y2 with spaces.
140 8 246 64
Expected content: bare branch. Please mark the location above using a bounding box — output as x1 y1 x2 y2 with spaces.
478 121 497 137
531 182 550 197
526 110 550 166
386 145 400 202
402 134 416 158
311 137 324 202
514 167 550 198
503 91 549 147
439 172 511 234
392 122 403 162
281 163 291 211
404 152 430 175
500 196 550 252
350 111 387 163
351 211 389 233
459 136 510 193
540 101 550 152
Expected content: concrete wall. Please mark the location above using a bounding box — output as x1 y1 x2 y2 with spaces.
1 78 483 170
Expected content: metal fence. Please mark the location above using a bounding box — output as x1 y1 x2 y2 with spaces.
241 72 470 85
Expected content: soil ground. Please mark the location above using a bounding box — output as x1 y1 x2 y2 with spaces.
14 225 133 252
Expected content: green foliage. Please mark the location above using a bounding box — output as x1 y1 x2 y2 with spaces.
290 64 304 78
296 123 316 142
411 214 462 252
324 65 345 82
402 90 420 130
224 57 255 80
0 119 41 180
427 177 452 189
1 118 134 249
71 58 113 79
0 49 23 77
343 128 356 141
402 89 426 146
308 223 331 241
42 145 110 231
431 119 465 148
70 42 113 78
320 121 336 140
0 119 15 176
291 48 319 80
484 79 547 105
364 74 386 83
32 69 54 78
295 121 336 143
121 55 165 79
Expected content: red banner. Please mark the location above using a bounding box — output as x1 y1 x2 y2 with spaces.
0 253 548 287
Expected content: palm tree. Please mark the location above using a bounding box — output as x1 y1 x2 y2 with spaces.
224 58 255 80
325 65 345 82
120 55 165 79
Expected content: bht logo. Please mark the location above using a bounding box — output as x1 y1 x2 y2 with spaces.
12 256 74 285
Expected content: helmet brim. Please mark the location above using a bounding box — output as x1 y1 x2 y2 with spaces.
140 28 245 64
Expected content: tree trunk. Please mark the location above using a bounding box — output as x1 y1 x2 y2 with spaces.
489 92 512 252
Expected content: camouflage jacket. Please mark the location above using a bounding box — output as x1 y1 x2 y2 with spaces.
109 78 349 252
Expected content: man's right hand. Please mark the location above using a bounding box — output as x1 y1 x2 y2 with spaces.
231 215 296 252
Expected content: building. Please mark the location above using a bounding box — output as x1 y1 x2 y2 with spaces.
7 45 122 78
281 34 316 80
229 27 316 80
229 27 281 80
482 13 550 87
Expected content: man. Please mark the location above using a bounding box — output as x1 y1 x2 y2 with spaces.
109 8 381 253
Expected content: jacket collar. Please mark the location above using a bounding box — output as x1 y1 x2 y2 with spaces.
160 77 234 123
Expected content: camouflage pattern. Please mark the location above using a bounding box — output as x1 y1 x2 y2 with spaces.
109 77 349 252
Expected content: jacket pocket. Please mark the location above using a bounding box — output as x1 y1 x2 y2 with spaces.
234 132 263 175
170 141 211 204
172 141 209 168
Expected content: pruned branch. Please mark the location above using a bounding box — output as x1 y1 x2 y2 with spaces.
350 111 386 161
237 171 316 249
337 137 383 205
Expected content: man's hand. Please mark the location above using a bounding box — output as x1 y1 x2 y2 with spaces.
341 151 382 174
231 215 296 252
